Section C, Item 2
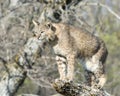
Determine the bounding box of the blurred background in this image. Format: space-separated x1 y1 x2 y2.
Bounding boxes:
0 0 120 96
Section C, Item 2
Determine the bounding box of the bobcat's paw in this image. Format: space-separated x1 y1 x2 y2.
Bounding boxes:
65 77 73 83
55 78 61 82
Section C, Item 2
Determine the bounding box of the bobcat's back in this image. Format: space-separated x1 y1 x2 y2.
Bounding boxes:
60 24 101 57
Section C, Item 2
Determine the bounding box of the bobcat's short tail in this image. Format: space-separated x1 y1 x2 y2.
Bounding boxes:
96 39 108 64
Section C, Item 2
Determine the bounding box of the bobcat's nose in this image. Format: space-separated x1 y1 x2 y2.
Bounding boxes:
38 35 41 40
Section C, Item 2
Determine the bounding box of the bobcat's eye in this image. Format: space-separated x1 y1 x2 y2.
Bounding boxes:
41 31 44 33
33 31 37 36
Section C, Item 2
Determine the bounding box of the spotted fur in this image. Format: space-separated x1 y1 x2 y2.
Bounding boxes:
33 21 108 89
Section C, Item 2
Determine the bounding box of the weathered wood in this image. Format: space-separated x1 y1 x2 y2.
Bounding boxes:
0 63 26 96
0 37 43 96
53 80 111 96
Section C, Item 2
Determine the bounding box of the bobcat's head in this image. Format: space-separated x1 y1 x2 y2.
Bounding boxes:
33 20 56 42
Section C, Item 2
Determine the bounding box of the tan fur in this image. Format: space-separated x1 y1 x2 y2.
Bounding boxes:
33 21 108 89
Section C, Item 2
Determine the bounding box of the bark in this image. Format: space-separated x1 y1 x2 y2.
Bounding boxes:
0 63 26 96
53 80 111 96
0 37 43 96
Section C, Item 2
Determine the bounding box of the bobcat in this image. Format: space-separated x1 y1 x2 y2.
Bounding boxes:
33 21 108 88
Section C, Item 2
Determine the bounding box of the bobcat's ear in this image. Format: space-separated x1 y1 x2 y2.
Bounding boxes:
46 22 52 28
32 20 40 27
51 25 56 32
47 23 56 32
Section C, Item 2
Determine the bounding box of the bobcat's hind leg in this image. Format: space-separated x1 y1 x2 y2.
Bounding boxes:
84 70 96 87
85 56 106 89
93 62 106 89
56 55 67 81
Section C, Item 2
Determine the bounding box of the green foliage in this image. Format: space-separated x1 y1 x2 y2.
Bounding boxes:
100 32 120 54
100 31 120 93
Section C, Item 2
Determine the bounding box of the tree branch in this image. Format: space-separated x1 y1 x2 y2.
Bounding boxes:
0 63 26 96
53 80 111 96
0 37 43 96
77 2 120 20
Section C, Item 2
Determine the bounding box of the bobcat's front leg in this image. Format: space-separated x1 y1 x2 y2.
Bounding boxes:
56 55 67 80
66 54 75 81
